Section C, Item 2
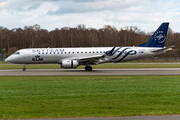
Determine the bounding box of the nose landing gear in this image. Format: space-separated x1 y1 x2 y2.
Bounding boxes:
21 64 26 71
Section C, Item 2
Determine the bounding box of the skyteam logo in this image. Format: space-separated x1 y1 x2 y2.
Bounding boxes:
32 55 43 61
106 47 137 62
154 31 166 43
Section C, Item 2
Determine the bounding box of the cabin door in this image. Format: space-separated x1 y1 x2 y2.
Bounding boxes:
26 49 31 60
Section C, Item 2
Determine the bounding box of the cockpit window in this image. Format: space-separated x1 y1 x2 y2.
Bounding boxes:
13 52 20 55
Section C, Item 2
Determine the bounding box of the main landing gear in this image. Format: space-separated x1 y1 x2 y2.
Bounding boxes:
85 66 92 71
21 64 26 71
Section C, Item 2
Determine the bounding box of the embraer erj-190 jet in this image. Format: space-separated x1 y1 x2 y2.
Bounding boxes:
5 22 174 71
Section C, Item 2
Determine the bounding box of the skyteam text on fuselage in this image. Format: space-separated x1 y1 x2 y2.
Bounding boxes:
5 22 174 71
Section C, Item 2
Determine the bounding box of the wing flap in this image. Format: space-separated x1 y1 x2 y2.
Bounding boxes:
77 54 105 63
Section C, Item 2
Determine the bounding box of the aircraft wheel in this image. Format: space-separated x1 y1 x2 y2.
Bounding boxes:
85 66 92 71
22 68 26 71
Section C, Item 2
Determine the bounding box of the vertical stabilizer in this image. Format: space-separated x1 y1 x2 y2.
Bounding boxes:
138 22 169 47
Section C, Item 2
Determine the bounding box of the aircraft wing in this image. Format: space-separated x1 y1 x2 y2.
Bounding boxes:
151 45 175 52
76 46 116 64
77 54 105 64
60 46 115 64
77 46 117 64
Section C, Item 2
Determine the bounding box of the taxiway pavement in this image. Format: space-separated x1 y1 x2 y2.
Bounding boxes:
0 68 180 76
25 115 180 120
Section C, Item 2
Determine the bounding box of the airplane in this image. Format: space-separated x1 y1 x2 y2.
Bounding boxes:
5 22 174 71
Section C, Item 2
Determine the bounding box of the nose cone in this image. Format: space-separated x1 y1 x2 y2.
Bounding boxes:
5 56 12 63
5 57 10 63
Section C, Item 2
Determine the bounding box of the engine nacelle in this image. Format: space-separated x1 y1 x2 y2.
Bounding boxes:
61 60 79 68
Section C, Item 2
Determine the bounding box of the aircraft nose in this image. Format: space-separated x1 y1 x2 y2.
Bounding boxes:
5 57 11 63
5 57 9 63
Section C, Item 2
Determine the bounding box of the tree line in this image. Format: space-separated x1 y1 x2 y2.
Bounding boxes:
0 24 180 61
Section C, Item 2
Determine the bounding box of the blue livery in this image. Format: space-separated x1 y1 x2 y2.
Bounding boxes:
138 22 169 47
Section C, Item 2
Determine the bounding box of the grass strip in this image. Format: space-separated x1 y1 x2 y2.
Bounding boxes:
1 75 180 119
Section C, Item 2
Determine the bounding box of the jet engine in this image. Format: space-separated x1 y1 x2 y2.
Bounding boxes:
61 60 79 68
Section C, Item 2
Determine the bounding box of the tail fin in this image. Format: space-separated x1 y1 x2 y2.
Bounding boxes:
138 22 169 47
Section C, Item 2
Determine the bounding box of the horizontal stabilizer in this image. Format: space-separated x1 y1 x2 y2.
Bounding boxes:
151 45 175 52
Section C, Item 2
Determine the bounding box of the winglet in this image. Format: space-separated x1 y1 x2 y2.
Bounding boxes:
105 46 116 55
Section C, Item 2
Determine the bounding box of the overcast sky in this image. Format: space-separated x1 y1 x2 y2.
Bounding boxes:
0 0 179 32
